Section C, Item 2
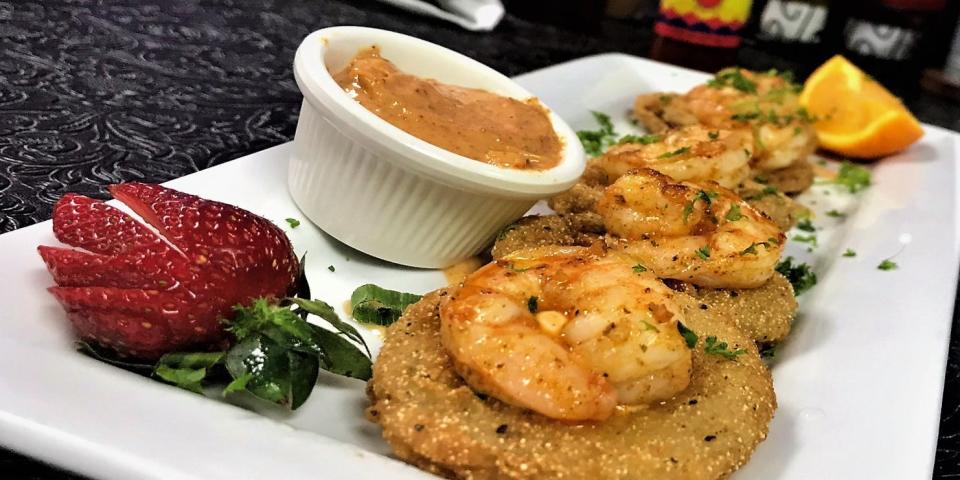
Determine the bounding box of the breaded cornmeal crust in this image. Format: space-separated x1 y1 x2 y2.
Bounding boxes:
759 158 814 195
670 273 797 345
367 290 776 480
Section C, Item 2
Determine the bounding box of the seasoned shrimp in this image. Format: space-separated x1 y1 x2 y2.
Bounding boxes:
634 68 817 173
439 246 692 422
595 125 752 189
597 169 785 289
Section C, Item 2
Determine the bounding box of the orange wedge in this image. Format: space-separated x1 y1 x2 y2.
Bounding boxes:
799 55 923 159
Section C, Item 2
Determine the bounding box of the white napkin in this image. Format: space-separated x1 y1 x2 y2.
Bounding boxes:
376 0 505 31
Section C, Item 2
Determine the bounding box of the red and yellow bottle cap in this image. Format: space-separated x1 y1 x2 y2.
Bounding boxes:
656 0 753 48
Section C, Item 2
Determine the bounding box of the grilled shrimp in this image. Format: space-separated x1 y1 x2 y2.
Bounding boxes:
634 68 817 172
595 125 753 189
439 246 692 422
597 169 785 289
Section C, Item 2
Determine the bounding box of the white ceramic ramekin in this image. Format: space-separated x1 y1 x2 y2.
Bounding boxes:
288 26 585 268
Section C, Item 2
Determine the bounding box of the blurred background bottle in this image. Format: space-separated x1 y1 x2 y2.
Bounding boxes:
832 0 955 90
649 0 754 72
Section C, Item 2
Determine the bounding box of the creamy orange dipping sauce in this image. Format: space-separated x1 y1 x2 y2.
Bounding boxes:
332 47 563 170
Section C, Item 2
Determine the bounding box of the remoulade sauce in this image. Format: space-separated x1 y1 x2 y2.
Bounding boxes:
333 47 563 170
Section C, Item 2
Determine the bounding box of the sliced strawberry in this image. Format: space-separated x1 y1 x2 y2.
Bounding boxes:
109 183 299 299
52 194 166 256
64 308 180 359
39 183 298 359
37 246 183 290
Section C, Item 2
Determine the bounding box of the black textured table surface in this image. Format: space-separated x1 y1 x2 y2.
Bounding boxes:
2 0 959 478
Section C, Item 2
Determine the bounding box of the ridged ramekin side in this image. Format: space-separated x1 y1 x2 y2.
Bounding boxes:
289 101 534 268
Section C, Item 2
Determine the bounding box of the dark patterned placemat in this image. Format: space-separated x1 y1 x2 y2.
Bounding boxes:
1 0 958 478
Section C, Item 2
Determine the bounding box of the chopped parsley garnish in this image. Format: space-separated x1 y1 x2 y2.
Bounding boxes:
878 259 898 271
791 234 818 247
697 190 719 204
731 111 762 122
658 146 690 159
327 265 336 272
707 68 757 93
619 133 663 145
776 257 817 295
796 106 817 123
754 175 769 184
766 110 782 124
835 161 871 193
632 264 648 273
682 190 718 223
745 185 779 200
704 336 747 360
759 344 777 359
285 218 301 228
725 204 743 221
842 249 856 257
796 219 816 232
793 126 804 136
576 111 617 156
740 242 770 255
696 245 711 259
659 95 673 105
765 68 796 84
527 296 539 313
677 322 698 348
826 209 846 218
708 131 719 140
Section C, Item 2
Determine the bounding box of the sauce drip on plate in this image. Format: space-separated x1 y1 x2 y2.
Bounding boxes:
333 47 564 170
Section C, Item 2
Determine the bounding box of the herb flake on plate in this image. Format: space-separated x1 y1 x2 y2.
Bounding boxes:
835 161 871 193
796 219 815 232
878 259 898 271
704 336 746 360
350 284 423 326
677 322 698 348
576 111 617 156
618 133 662 145
776 257 817 295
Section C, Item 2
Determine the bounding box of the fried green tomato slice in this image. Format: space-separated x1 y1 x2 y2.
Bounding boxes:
668 272 797 345
491 214 602 260
757 158 815 195
366 290 776 480
737 180 811 231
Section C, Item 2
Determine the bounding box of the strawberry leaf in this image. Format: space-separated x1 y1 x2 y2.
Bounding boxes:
221 297 372 408
224 334 322 409
311 326 373 380
287 298 370 356
295 253 311 300
153 352 226 394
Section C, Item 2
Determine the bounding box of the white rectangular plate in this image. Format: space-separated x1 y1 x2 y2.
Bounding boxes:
0 53 957 480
